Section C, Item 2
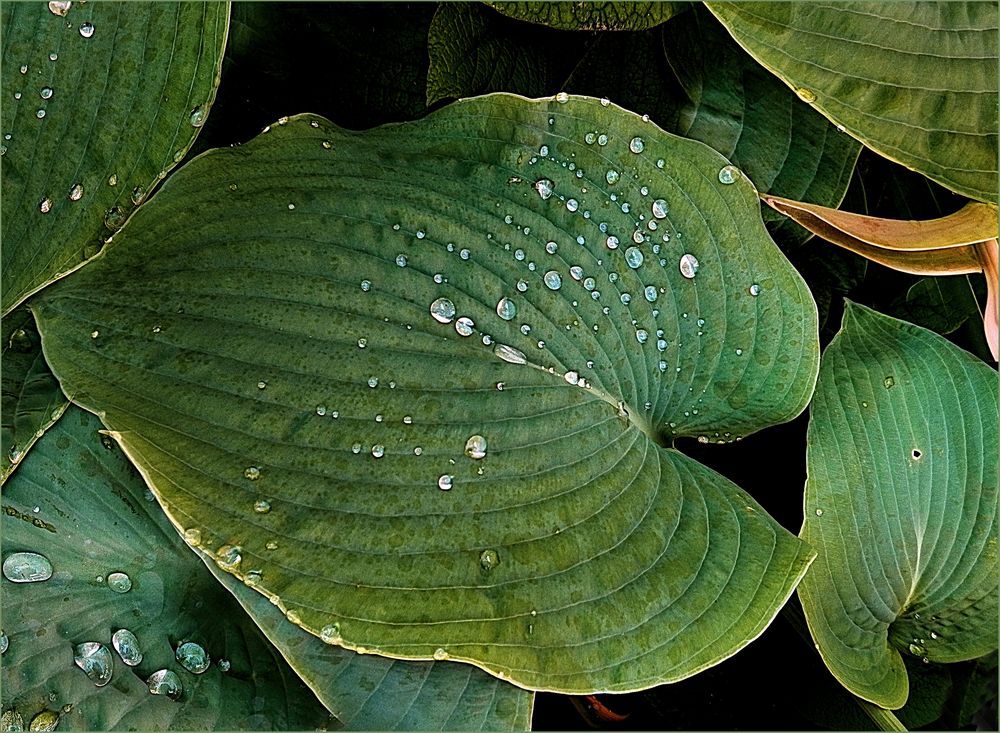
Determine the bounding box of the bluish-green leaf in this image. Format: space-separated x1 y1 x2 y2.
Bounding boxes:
799 303 998 708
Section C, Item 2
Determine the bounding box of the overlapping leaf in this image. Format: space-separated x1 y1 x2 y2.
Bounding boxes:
486 2 685 31
33 94 819 693
799 303 998 708
203 558 533 730
1 308 67 484
0 1 229 314
706 3 999 202
1 407 331 730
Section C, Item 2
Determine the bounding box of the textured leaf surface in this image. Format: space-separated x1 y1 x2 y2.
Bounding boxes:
33 94 818 693
426 4 586 107
0 1 228 314
486 2 685 31
202 557 533 730
890 276 981 336
1 309 67 484
706 2 999 202
799 303 998 708
1 407 331 730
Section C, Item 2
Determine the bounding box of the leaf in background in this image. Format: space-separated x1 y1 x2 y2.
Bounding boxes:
1 308 67 484
33 94 819 693
0 2 229 315
192 3 434 157
201 556 533 731
426 4 587 106
1 406 331 730
798 302 998 708
485 2 685 31
706 3 999 203
890 276 981 337
762 196 999 359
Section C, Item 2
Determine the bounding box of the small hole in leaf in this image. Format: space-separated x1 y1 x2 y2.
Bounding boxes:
912 449 922 460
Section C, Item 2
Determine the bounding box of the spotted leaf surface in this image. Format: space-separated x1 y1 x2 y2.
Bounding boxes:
33 94 818 693
1 407 331 730
1 308 68 484
706 3 999 203
0 1 229 314
486 2 686 31
201 555 533 730
799 303 998 709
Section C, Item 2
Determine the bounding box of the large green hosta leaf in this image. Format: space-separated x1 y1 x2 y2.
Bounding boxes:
203 557 533 730
706 3 998 202
0 1 229 315
1 407 331 730
486 2 686 31
33 94 819 693
799 303 998 709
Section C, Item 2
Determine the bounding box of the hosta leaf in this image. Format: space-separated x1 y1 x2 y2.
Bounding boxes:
706 3 999 202
798 303 999 709
33 94 819 693
1 407 331 730
1 308 67 484
890 276 981 337
486 2 686 31
426 4 587 106
0 1 229 315
201 555 533 730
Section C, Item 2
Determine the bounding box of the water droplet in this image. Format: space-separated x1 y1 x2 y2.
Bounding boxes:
27 712 58 732
624 247 644 269
320 624 341 644
635 329 648 344
884 376 895 389
605 169 620 186
629 137 645 154
79 21 95 38
631 229 644 244
429 297 456 324
130 186 145 205
3 552 53 583
717 165 739 185
73 642 113 687
493 296 517 321
796 88 817 103
48 1 71 16
534 178 554 200
544 241 558 255
597 134 608 146
565 198 579 213
538 145 549 156
494 343 526 365
367 376 379 388
749 283 761 296
1 710 23 732
479 549 499 571
175 641 210 674
111 629 142 666
244 465 261 480
395 254 407 267
183 528 201 546
67 183 84 202
454 316 475 337
815 508 824 517
908 642 925 656
106 571 131 593
644 285 658 302
651 199 668 219
48 53 57 61
146 669 182 700
371 444 385 458
584 132 596 144
415 230 426 239
360 279 371 292
39 87 53 100
0 633 7 655
216 544 242 571
465 435 487 459
735 348 743 356
437 475 453 491
679 253 699 279
189 106 206 128
562 370 580 386
253 499 271 514
543 271 562 290
620 293 632 305
38 198 52 214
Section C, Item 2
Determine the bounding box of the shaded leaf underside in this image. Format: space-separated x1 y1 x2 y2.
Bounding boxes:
799 303 998 708
486 2 686 31
0 1 228 315
34 94 818 693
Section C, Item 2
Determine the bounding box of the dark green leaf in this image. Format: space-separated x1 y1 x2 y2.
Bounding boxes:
0 2 229 314
486 2 686 31
707 2 999 202
1 309 67 483
33 94 819 693
1 407 331 730
890 276 981 336
799 302 999 708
